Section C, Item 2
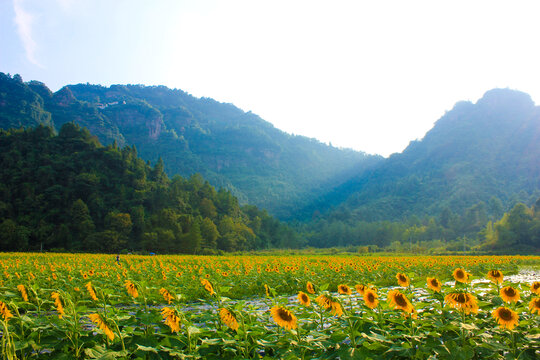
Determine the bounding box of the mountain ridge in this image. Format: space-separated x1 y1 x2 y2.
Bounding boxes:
0 72 380 218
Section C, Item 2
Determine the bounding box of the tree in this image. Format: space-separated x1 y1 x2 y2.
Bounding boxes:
70 199 95 248
200 218 219 250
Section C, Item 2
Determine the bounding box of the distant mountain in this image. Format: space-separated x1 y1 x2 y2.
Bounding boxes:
311 88 540 223
0 72 381 218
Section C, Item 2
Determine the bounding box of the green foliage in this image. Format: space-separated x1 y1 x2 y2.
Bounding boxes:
0 125 299 253
479 201 540 251
0 73 379 218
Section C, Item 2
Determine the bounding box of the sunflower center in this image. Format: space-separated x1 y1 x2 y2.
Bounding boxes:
504 288 516 297
456 293 467 304
399 275 407 282
367 293 375 302
301 294 308 302
278 308 293 322
456 270 465 279
498 308 512 321
395 294 407 307
430 279 438 287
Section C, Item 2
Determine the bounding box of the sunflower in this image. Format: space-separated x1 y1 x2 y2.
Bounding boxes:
89 313 115 341
124 280 139 298
271 306 297 330
306 281 315 294
17 284 29 302
444 292 478 314
200 279 215 296
315 294 343 316
51 292 65 318
219 308 239 331
387 290 414 313
487 270 503 284
529 297 540 314
355 284 366 295
403 307 418 319
86 282 98 301
0 301 12 322
453 268 470 283
396 273 410 287
531 281 540 295
338 284 352 295
159 288 174 304
264 284 270 297
364 288 379 309
492 307 519 330
161 307 181 333
500 286 520 303
426 277 442 292
298 291 311 306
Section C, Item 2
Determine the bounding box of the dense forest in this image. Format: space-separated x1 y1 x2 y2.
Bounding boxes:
0 124 301 253
0 72 379 218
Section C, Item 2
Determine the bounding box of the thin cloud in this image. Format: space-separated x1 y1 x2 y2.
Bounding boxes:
13 0 43 67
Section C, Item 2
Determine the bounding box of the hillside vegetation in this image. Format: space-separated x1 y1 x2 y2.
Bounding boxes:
0 72 380 218
0 124 301 253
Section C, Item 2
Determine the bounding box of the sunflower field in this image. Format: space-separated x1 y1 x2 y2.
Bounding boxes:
0 253 539 359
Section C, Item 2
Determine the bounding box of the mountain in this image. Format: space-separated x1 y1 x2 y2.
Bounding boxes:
0 124 301 253
310 88 540 222
0 73 381 219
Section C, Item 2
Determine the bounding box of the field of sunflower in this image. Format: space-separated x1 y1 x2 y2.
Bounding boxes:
0 253 539 359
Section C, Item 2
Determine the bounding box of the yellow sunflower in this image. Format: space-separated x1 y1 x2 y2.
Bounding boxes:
531 281 540 295
529 297 540 314
161 307 181 333
219 308 239 331
338 284 352 295
89 313 115 341
51 292 65 318
0 301 12 322
492 307 519 330
86 282 98 301
159 288 174 304
426 277 442 292
306 281 315 294
403 307 418 319
486 270 503 285
200 279 215 296
264 284 270 297
270 306 297 330
364 288 379 309
444 292 478 314
500 286 520 303
387 290 414 313
355 284 366 295
315 294 343 316
298 291 311 306
453 268 470 283
17 284 29 302
124 280 139 298
396 273 410 287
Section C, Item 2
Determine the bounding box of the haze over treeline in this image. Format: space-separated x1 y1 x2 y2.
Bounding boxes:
0 73 539 253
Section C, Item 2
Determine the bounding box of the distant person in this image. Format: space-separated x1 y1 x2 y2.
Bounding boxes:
116 255 120 265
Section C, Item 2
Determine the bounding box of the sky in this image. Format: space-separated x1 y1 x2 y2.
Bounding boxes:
2 0 540 157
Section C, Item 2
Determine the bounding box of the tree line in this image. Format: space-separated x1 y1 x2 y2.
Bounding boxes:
0 124 302 253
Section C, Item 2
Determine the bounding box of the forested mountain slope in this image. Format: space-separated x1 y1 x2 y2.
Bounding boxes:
0 124 300 253
0 73 380 218
312 88 540 223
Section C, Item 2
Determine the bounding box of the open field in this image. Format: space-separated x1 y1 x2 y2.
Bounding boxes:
0 253 539 359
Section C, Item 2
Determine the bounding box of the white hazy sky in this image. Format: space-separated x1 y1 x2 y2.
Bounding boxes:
2 0 540 156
